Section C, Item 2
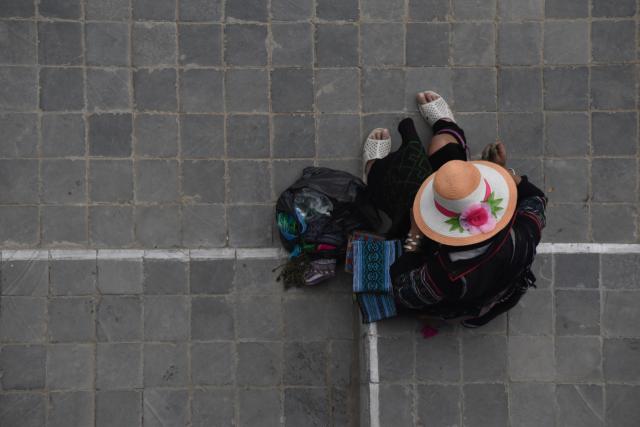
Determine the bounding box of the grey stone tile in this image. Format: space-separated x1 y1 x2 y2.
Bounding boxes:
544 158 588 203
0 159 38 203
497 113 543 157
602 254 640 289
41 204 83 241
97 296 142 341
408 0 450 21
361 23 404 66
591 65 636 110
545 0 588 17
508 336 555 381
50 260 96 296
556 290 600 335
417 385 460 427
144 260 188 294
132 23 176 67
463 384 508 427
378 336 414 382
143 343 188 387
272 23 313 67
86 23 129 67
41 159 86 203
0 393 45 427
226 114 270 158
224 24 268 66
592 20 636 63
510 383 556 427
48 297 95 342
415 334 460 381
143 389 189 427
328 340 353 387
225 68 268 113
178 23 221 66
592 204 635 243
592 0 636 17
179 69 223 113
38 21 82 66
317 114 361 158
237 341 282 386
144 295 189 341
603 291 640 337
452 22 495 66
134 114 178 157
318 158 362 177
89 160 133 203
316 0 358 21
271 68 314 113
192 389 235 427
453 0 495 19
181 205 227 247
87 69 131 111
0 113 38 157
272 0 313 20
0 344 45 389
191 296 234 339
0 21 35 65
406 23 449 66
135 160 179 203
96 343 142 389
133 69 177 112
180 114 224 158
283 295 331 340
96 390 141 427
1 259 48 296
315 68 359 113
498 0 543 19
46 343 94 389
362 68 405 112
86 0 129 20
284 387 330 427
452 68 496 111
48 391 94 427
179 0 222 21
463 335 507 381
606 385 640 427
556 336 602 382
283 341 326 386
508 290 552 335
544 112 588 156
498 68 541 112
237 295 282 339
191 342 234 385
592 158 637 202
315 24 359 67
273 114 315 158
97 259 143 294
544 203 589 242
604 338 640 382
0 66 37 111
362 0 405 20
189 259 233 294
0 297 46 342
406 67 453 111
88 113 132 157
273 160 314 196
133 0 175 20
0 0 34 17
228 204 273 247
543 66 589 110
225 0 268 21
498 22 541 66
239 389 281 427
182 160 225 203
544 21 589 65
40 67 84 111
90 206 134 247
592 112 637 156
554 254 598 289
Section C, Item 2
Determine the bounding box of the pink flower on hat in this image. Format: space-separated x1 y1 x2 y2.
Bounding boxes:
459 203 496 235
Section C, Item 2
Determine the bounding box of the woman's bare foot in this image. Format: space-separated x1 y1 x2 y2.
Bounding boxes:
416 91 452 122
365 128 390 174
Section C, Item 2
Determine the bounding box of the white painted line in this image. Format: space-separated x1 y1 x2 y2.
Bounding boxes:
190 248 236 259
366 322 380 427
1 250 49 261
50 249 97 260
97 249 145 260
537 243 640 254
236 248 285 259
143 250 190 260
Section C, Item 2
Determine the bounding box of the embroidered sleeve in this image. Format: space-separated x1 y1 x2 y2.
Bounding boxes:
391 263 445 309
515 178 548 243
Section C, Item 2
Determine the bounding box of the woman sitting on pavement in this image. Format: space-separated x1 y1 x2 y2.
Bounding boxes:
363 92 547 327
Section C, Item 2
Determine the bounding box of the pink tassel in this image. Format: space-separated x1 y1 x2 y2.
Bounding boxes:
420 325 439 339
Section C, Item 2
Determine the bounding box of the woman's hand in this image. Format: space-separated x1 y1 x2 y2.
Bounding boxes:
409 209 423 237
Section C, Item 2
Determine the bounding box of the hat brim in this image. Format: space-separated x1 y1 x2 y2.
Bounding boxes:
412 161 518 247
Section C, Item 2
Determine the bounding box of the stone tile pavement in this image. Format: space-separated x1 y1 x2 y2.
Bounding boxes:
0 0 639 248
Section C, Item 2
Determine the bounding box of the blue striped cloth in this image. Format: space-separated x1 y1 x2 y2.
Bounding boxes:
352 239 402 323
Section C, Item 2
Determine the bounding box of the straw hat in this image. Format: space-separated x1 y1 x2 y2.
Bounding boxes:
412 160 517 246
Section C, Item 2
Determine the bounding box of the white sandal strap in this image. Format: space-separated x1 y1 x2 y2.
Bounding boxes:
418 92 455 126
363 129 392 163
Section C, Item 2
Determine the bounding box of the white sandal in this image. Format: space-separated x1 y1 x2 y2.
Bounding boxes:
418 91 455 127
363 128 392 164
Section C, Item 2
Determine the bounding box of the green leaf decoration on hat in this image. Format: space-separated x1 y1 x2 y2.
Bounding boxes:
445 217 465 233
486 192 503 218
